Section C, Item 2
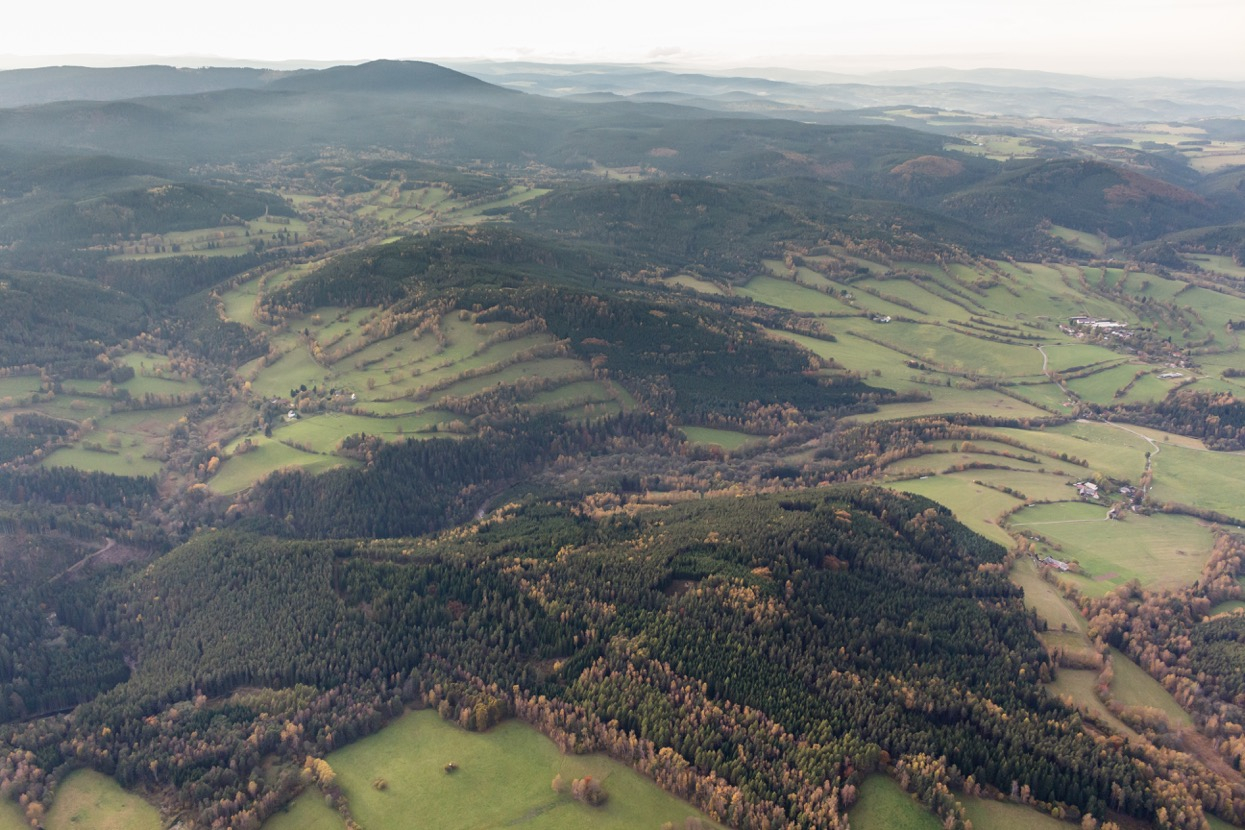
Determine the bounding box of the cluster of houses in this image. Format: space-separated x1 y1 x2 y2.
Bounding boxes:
1073 481 1099 499
1060 316 1131 340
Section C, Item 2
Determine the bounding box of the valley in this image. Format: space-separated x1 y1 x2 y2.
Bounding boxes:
0 58 1244 830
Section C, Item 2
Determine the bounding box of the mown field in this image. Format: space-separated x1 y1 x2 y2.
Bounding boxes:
263 710 722 830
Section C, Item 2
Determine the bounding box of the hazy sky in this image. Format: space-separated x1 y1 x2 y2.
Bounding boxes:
3 0 1242 79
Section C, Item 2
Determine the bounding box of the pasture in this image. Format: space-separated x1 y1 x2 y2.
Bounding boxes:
850 388 1051 423
1046 669 1139 741
1012 557 1088 633
681 426 766 452
665 273 727 295
738 274 854 315
1007 502 1216 595
892 475 1016 546
1146 443 1245 524
41 406 186 477
43 769 162 830
847 775 940 830
210 437 359 494
1046 225 1109 256
0 800 25 830
108 216 311 260
962 794 1087 830
262 792 342 830
1108 648 1193 728
272 709 723 830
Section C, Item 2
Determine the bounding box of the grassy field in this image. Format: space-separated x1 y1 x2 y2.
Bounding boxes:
1108 648 1193 728
41 406 187 477
210 436 359 494
1147 443 1245 523
1010 557 1087 634
948 134 1044 161
0 375 43 406
1046 669 1140 741
892 475 1016 546
847 774 940 830
270 709 723 830
665 274 727 295
739 274 856 315
962 794 1084 829
44 769 162 830
681 426 766 452
263 791 343 830
108 216 311 260
0 799 26 830
41 445 163 476
212 301 606 489
1046 225 1109 256
1008 503 1215 595
852 389 1051 423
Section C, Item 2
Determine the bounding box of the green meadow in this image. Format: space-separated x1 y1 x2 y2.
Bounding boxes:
264 710 722 830
210 436 359 494
1108 648 1193 728
0 799 25 830
846 775 940 830
44 769 162 830
681 426 766 452
1008 503 1215 595
963 794 1089 830
665 273 727 295
1046 669 1140 741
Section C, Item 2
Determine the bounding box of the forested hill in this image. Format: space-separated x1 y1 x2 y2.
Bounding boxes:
0 488 1176 828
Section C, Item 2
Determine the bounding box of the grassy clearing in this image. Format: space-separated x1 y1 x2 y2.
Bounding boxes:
42 407 186 477
262 791 343 830
851 389 1051 424
847 775 940 830
1147 444 1245 523
0 799 27 830
1011 557 1088 634
1046 669 1139 740
738 275 854 315
1108 648 1192 727
1009 503 1215 595
962 794 1081 829
210 437 357 494
1065 363 1144 406
44 769 162 830
948 134 1044 161
0 375 43 404
275 411 452 447
42 445 162 476
988 423 1148 481
681 426 765 452
108 216 311 260
313 710 721 830
892 476 1016 547
665 274 727 295
770 329 931 394
863 322 1043 378
1184 254 1245 279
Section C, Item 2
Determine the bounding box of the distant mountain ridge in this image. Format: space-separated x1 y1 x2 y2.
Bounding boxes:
0 59 511 108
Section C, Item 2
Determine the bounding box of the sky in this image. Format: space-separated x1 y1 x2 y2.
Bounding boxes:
2 0 1243 80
